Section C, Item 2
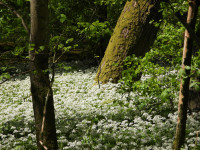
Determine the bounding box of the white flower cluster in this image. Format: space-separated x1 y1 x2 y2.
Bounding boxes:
0 64 199 149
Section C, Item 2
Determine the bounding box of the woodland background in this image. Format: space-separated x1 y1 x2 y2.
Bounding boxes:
0 0 200 149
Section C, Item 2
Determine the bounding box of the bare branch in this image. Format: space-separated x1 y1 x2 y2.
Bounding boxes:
0 1 30 34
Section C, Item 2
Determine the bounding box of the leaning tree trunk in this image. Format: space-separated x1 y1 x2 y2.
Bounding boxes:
95 0 162 84
29 0 58 149
173 1 199 150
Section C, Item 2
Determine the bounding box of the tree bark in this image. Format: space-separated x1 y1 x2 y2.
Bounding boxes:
95 0 162 84
173 1 199 149
29 0 58 149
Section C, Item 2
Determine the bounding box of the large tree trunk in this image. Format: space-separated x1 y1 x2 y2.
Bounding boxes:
29 0 58 149
95 0 162 84
173 1 199 149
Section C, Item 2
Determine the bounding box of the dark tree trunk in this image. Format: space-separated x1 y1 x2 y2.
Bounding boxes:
95 0 162 84
173 1 199 149
29 0 58 149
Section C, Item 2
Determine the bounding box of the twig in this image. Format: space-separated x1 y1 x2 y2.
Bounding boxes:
39 141 48 150
0 1 29 34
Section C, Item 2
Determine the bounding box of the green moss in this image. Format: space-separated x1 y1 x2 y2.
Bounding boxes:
95 0 159 84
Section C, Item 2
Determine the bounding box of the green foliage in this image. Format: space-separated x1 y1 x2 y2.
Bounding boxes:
160 1 188 20
16 0 23 6
59 14 67 23
118 0 190 115
0 72 11 81
119 18 186 115
94 0 125 6
119 0 200 116
190 50 200 91
48 0 125 59
77 21 111 40
0 0 29 42
120 54 179 116
0 0 125 66
49 35 78 60
12 46 25 56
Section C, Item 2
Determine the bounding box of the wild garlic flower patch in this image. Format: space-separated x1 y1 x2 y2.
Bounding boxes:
0 77 35 149
0 65 200 149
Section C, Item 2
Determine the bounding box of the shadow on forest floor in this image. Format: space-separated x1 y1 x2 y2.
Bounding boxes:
0 58 98 83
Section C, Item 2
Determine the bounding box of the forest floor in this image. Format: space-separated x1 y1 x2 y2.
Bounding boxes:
0 61 200 150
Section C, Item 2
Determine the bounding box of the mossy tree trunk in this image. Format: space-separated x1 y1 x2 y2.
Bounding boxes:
95 0 162 84
29 0 58 149
173 1 199 149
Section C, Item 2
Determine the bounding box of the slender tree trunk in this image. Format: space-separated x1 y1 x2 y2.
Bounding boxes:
95 0 162 84
173 1 199 149
29 0 58 149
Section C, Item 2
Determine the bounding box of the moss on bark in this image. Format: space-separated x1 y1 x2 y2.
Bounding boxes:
95 0 162 84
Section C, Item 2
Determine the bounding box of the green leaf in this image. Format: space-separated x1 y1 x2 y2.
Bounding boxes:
196 70 200 76
73 44 78 48
17 0 23 6
60 14 66 23
185 66 191 70
39 46 45 51
160 88 171 101
0 73 10 80
58 44 64 49
64 66 72 71
1 67 7 71
66 38 74 44
179 68 186 77
190 82 196 88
